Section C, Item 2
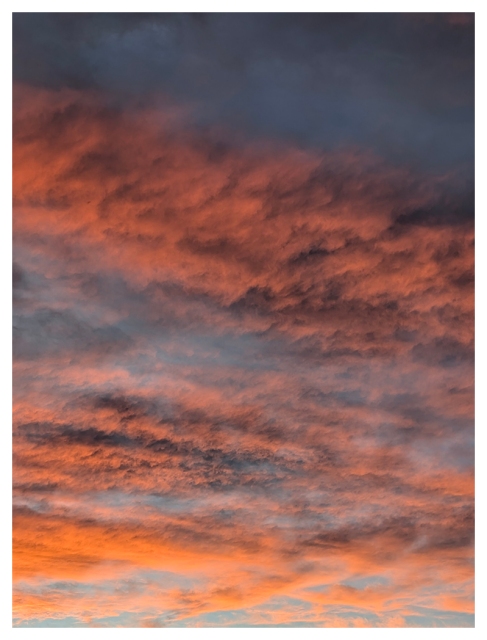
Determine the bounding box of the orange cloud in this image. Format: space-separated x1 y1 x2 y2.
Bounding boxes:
13 84 474 627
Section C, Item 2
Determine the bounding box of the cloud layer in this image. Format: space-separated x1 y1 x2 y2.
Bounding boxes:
12 13 474 628
13 13 474 172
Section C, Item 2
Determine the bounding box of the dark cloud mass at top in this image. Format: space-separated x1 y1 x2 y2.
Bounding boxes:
12 12 474 628
13 12 474 173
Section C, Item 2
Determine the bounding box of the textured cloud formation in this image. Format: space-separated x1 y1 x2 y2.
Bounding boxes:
13 13 474 172
12 13 474 628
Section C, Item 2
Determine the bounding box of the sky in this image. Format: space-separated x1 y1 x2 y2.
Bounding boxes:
12 12 474 628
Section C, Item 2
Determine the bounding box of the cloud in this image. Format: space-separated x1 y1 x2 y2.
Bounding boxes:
12 13 474 173
12 72 474 626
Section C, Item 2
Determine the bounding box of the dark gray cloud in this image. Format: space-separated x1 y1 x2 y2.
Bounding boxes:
392 184 474 228
411 336 474 368
13 12 474 174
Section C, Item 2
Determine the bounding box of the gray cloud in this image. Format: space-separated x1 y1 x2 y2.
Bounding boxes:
13 13 474 174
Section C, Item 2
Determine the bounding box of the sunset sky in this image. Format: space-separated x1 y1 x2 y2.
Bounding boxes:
12 13 474 627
